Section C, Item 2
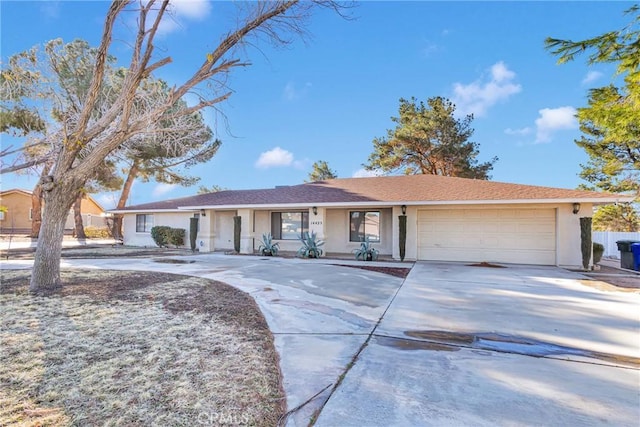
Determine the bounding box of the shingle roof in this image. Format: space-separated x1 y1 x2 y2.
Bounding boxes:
113 175 631 212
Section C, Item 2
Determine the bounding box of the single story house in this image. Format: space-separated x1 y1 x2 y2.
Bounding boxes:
0 188 106 234
111 175 633 268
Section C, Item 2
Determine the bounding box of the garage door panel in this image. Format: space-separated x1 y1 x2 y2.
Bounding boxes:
418 208 556 265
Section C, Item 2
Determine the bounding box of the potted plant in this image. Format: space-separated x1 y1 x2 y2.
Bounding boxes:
258 232 280 256
354 237 379 261
297 231 324 258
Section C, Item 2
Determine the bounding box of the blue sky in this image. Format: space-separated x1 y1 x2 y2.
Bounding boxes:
0 1 629 209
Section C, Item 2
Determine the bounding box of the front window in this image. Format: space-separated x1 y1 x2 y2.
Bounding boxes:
136 214 154 232
0 211 5 221
350 211 380 242
271 212 309 240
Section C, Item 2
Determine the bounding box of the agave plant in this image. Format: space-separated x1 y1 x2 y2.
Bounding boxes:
296 231 325 258
353 237 379 261
258 232 280 256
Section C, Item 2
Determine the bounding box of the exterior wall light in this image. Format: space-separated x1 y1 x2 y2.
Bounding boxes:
401 205 407 215
312 206 318 215
572 203 580 215
200 209 206 217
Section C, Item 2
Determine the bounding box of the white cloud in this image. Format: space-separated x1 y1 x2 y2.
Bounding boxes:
40 1 60 19
255 147 295 169
352 168 382 178
422 40 440 57
581 70 603 85
151 0 212 35
534 106 578 143
452 61 522 117
504 127 532 136
153 183 178 197
283 81 312 101
169 0 211 19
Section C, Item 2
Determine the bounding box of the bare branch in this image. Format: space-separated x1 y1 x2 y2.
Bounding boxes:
1 157 49 174
75 0 129 138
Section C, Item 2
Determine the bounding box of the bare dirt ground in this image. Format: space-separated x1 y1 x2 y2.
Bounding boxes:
0 269 284 426
577 264 640 292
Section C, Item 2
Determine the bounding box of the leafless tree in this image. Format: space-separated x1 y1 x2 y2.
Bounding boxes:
1 0 349 292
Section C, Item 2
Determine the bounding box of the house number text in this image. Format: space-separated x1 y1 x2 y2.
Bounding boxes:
310 221 323 225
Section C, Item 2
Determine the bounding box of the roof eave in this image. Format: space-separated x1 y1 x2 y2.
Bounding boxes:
108 208 185 214
178 196 632 211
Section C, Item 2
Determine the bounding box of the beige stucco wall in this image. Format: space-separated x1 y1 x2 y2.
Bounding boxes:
123 212 194 247
557 202 593 267
0 191 32 230
121 202 595 267
1 191 105 233
248 207 393 255
325 208 393 255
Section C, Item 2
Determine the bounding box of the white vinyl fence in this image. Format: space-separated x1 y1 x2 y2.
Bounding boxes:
593 231 640 259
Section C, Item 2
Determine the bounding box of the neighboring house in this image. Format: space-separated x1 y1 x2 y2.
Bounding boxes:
0 188 106 234
111 175 633 268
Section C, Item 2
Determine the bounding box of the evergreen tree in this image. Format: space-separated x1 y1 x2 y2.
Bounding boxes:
365 96 497 179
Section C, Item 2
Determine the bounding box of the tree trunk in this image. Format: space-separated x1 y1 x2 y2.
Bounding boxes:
30 164 51 238
111 159 139 240
30 187 43 238
30 182 79 293
73 193 87 239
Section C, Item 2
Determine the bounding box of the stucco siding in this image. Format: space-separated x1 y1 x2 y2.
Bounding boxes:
120 202 595 268
325 208 393 255
0 192 32 230
123 212 193 247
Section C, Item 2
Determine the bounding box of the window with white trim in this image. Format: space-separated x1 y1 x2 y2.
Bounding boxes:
136 214 154 232
349 211 381 242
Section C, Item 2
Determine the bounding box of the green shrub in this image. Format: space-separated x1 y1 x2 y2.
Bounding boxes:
168 228 185 248
580 217 592 270
190 217 199 251
84 226 112 239
593 242 605 265
151 226 171 248
233 216 241 253
399 215 407 261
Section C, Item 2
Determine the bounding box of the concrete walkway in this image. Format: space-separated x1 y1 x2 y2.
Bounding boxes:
2 256 639 426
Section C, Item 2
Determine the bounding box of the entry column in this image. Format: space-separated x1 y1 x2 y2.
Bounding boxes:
237 208 254 254
309 206 325 256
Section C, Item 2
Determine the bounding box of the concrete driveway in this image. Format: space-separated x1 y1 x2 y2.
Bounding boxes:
3 256 639 426
316 262 640 426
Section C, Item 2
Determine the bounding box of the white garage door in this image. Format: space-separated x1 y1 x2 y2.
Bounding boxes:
417 208 556 265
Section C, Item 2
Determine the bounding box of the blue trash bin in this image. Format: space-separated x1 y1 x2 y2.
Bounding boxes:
631 243 640 271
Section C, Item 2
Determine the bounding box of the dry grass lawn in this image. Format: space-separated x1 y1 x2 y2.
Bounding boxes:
0 269 284 426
